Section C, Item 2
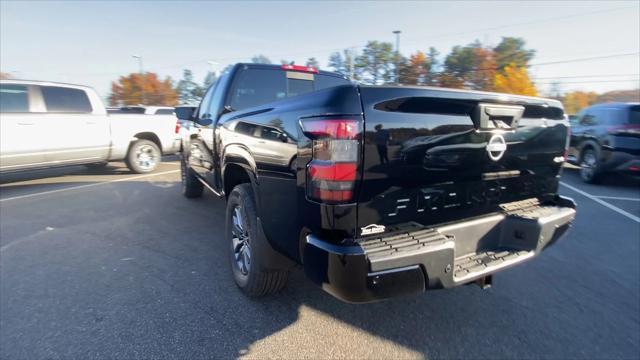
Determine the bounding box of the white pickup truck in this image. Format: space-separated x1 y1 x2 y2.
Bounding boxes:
0 80 181 173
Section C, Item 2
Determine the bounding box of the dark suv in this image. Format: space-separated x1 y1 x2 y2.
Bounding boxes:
568 102 640 183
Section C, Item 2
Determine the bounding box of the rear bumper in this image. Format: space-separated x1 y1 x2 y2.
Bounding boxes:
303 196 576 303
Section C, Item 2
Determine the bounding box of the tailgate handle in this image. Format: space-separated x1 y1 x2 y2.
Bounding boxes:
472 103 524 131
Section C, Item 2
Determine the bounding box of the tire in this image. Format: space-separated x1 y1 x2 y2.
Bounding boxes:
225 183 289 297
580 147 602 184
180 154 203 198
126 139 161 174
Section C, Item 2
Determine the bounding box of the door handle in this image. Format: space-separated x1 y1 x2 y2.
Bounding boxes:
85 121 97 124
17 122 34 125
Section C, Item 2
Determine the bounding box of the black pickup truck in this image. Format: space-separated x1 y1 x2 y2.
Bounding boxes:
175 63 576 303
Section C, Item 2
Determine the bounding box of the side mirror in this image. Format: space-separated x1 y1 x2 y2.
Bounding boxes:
175 106 196 121
196 117 213 127
279 133 288 142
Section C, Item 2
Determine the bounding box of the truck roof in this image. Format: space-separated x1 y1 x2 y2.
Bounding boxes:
584 102 640 109
0 79 95 92
234 63 348 79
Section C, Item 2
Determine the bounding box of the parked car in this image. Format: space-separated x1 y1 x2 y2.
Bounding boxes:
0 80 181 173
567 102 640 183
176 63 576 303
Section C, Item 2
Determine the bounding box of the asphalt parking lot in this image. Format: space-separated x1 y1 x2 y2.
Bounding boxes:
1 160 638 359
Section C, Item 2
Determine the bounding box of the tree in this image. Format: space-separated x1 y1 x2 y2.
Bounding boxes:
251 55 272 64
597 89 640 103
562 91 598 114
469 45 497 91
328 49 356 79
109 72 178 106
399 51 428 85
439 41 495 90
280 59 294 65
305 57 320 69
203 71 218 89
494 37 535 71
355 41 395 85
424 47 440 85
220 64 234 74
493 63 538 96
176 69 204 105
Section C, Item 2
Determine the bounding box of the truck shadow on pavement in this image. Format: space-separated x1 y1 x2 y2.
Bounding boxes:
1 169 638 359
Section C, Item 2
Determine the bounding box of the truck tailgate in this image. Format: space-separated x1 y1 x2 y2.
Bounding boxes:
356 86 568 237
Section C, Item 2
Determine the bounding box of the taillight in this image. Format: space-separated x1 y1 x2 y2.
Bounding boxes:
301 118 361 203
175 120 181 134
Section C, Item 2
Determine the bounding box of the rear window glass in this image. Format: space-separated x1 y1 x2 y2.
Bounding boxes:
155 108 175 115
629 106 640 125
41 86 92 113
0 84 29 112
228 68 349 112
316 75 350 90
287 78 314 97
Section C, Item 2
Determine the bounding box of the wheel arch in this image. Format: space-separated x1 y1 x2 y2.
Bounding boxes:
578 140 600 163
222 144 259 200
131 132 162 154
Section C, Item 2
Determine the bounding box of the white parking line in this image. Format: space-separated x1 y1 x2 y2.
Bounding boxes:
560 181 640 223
0 170 180 203
594 195 640 202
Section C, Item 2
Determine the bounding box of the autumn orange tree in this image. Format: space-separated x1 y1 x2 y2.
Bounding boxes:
437 41 496 91
109 72 178 106
561 91 598 114
399 51 432 85
493 64 537 96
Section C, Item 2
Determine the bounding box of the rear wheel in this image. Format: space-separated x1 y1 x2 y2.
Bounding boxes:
126 139 160 174
180 154 203 198
226 183 289 297
580 148 602 184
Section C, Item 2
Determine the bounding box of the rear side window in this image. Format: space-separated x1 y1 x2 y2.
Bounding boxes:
228 68 350 112
629 105 640 125
600 108 626 125
229 69 286 111
41 86 92 113
155 108 174 115
235 121 258 136
0 84 29 112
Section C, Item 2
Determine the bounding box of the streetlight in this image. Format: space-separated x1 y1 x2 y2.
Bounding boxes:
132 55 144 104
392 30 401 85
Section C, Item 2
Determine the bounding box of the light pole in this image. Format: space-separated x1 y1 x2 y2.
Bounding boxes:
132 55 144 104
392 30 401 85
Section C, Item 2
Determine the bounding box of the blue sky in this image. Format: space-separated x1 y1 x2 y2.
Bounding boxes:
1 0 639 99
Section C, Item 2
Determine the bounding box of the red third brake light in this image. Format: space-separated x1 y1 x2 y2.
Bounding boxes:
301 118 362 204
281 64 319 73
